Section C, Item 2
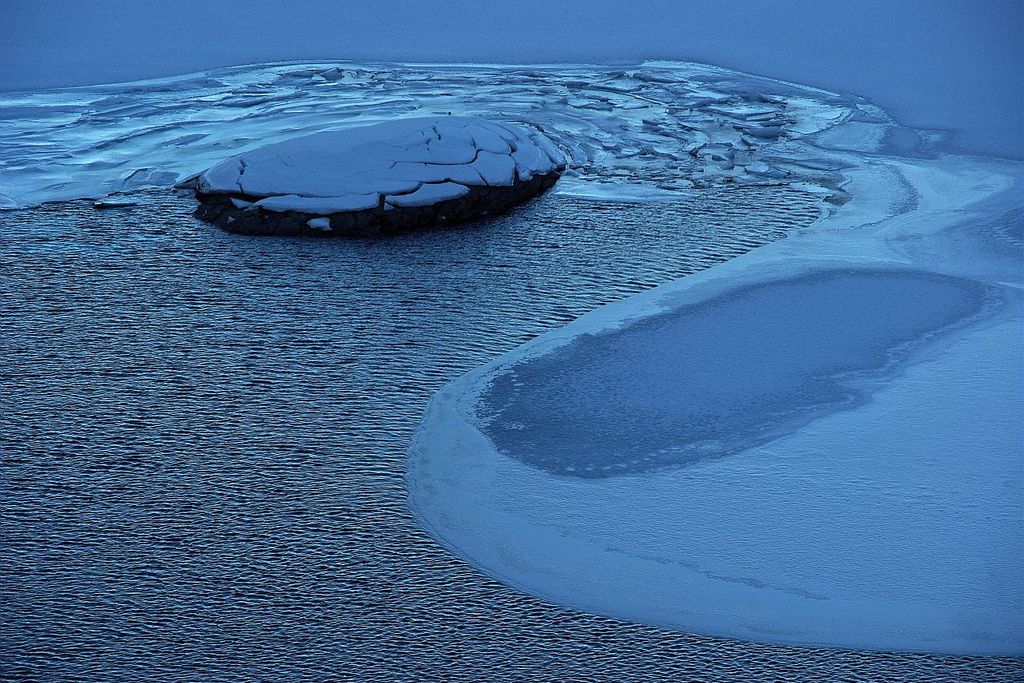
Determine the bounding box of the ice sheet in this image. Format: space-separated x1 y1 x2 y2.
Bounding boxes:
406 113 1024 654
0 61 864 210
478 270 990 477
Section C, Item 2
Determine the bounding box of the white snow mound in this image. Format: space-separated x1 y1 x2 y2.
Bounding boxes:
196 116 566 214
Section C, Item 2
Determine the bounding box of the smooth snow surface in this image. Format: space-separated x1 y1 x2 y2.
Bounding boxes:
197 117 562 214
406 90 1024 653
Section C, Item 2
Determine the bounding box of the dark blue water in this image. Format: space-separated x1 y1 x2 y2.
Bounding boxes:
2 189 1020 681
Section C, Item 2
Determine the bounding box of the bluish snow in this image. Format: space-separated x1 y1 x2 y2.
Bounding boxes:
0 61 862 210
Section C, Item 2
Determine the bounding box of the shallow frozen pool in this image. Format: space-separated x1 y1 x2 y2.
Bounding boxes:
479 269 989 477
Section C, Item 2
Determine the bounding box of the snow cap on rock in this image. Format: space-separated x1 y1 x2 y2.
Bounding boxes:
197 116 566 215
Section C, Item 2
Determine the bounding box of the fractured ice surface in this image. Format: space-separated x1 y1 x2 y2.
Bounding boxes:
195 116 562 214
0 61 866 209
385 181 470 208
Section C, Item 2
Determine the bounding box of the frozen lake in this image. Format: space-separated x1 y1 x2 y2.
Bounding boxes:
5 187 1018 680
2 61 1021 680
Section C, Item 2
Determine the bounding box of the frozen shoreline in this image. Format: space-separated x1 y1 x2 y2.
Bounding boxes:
0 60 867 211
405 110 1024 653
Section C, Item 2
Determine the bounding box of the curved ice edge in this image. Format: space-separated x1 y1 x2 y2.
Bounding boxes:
405 148 1024 654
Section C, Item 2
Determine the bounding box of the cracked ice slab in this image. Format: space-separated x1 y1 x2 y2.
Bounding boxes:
196 116 565 214
477 269 990 478
0 62 873 210
251 193 380 214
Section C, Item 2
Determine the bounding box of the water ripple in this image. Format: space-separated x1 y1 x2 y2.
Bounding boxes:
1 188 1020 680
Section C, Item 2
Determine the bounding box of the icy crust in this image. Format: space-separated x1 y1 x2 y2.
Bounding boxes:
406 124 1024 652
0 61 893 210
477 270 991 478
192 117 565 235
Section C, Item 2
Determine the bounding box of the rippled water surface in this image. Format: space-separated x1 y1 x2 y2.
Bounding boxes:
2 187 1021 681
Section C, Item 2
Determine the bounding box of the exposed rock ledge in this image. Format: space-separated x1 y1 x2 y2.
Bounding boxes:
193 116 566 236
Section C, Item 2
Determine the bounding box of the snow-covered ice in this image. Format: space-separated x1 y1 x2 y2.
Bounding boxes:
195 116 563 214
250 193 380 214
384 181 470 208
406 95 1024 654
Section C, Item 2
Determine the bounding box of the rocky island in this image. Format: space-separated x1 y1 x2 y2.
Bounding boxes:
193 116 566 236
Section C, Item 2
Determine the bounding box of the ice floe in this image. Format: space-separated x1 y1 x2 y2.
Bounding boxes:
190 116 565 234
